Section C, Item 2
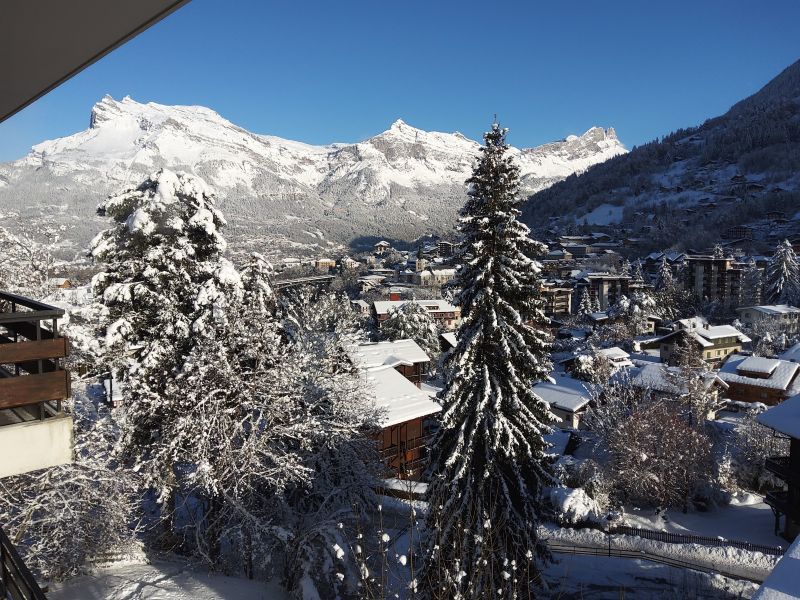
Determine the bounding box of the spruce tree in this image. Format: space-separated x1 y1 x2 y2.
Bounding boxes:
765 240 800 305
380 300 440 359
632 260 645 284
654 255 674 292
420 123 554 599
740 258 763 307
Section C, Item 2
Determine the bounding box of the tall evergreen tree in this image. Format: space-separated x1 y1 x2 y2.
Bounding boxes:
740 257 763 307
421 123 555 599
765 240 800 305
577 286 594 321
654 255 674 292
380 300 441 359
631 260 645 284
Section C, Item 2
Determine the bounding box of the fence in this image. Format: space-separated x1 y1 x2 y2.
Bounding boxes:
0 526 47 600
610 524 785 557
547 542 766 584
544 515 785 557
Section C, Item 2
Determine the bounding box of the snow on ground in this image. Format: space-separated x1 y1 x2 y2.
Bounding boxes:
546 552 760 599
620 492 787 550
48 560 289 600
542 524 779 583
578 203 624 225
753 535 800 600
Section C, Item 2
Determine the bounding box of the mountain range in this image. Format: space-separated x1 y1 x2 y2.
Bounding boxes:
0 96 624 259
522 59 800 252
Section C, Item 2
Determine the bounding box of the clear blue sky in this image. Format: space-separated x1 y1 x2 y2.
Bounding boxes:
2 0 799 162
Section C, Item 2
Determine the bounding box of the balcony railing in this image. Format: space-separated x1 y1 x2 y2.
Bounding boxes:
765 490 800 520
765 456 796 482
0 291 70 423
0 525 47 600
378 433 434 461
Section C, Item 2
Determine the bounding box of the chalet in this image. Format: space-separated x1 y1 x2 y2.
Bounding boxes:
736 305 800 336
767 210 787 221
48 277 72 289
0 292 73 478
626 363 728 416
655 318 750 365
717 354 800 406
347 340 440 480
533 374 592 429
725 225 754 240
314 258 336 272
374 240 392 255
413 268 456 287
347 339 431 386
373 299 461 330
597 346 635 369
540 281 573 317
757 393 800 541
350 299 370 315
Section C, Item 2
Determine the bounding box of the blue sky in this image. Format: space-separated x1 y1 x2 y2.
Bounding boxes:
1 0 799 161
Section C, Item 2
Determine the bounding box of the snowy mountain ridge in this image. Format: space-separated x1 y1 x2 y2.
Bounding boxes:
1 96 625 257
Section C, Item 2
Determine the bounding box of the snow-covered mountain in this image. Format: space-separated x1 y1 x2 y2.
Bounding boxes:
523 59 800 253
0 96 625 257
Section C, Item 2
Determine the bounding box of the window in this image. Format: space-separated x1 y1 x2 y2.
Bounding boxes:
706 352 711 358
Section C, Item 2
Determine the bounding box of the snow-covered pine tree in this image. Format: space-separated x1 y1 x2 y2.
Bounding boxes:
713 244 724 259
739 258 763 308
631 260 645 284
654 255 674 292
620 259 632 277
91 169 246 532
577 286 593 321
420 123 555 600
380 300 440 359
765 239 800 305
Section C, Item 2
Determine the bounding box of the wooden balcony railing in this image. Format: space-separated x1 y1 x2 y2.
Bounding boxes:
765 490 800 521
0 291 69 422
765 456 796 482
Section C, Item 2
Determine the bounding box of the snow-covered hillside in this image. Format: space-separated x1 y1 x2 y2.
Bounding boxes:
523 59 800 253
0 96 625 258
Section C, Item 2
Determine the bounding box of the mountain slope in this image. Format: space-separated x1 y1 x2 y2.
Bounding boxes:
522 59 800 251
0 96 624 258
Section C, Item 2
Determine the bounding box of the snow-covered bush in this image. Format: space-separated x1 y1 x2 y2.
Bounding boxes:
379 299 440 361
547 487 603 525
0 386 140 581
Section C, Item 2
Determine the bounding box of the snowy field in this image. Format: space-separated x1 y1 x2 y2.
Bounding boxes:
48 560 289 600
578 203 624 225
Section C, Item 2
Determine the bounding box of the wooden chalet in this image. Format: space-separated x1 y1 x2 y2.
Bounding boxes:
0 292 73 478
347 339 441 480
758 393 800 541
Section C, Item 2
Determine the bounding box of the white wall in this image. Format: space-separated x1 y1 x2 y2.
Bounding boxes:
0 414 73 478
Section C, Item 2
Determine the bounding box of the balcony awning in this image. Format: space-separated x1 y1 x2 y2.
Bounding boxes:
0 0 191 123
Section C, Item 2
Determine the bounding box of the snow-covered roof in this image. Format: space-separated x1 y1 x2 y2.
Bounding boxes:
737 304 800 316
779 342 800 363
660 320 750 347
737 356 781 376
718 354 800 391
347 339 430 369
598 348 634 367
752 521 800 599
440 332 457 348
350 299 369 309
373 299 458 316
627 363 727 395
534 375 592 413
757 393 800 438
364 367 442 427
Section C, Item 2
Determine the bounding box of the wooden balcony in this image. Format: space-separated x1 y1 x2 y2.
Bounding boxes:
0 291 73 478
765 456 797 483
765 490 800 521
